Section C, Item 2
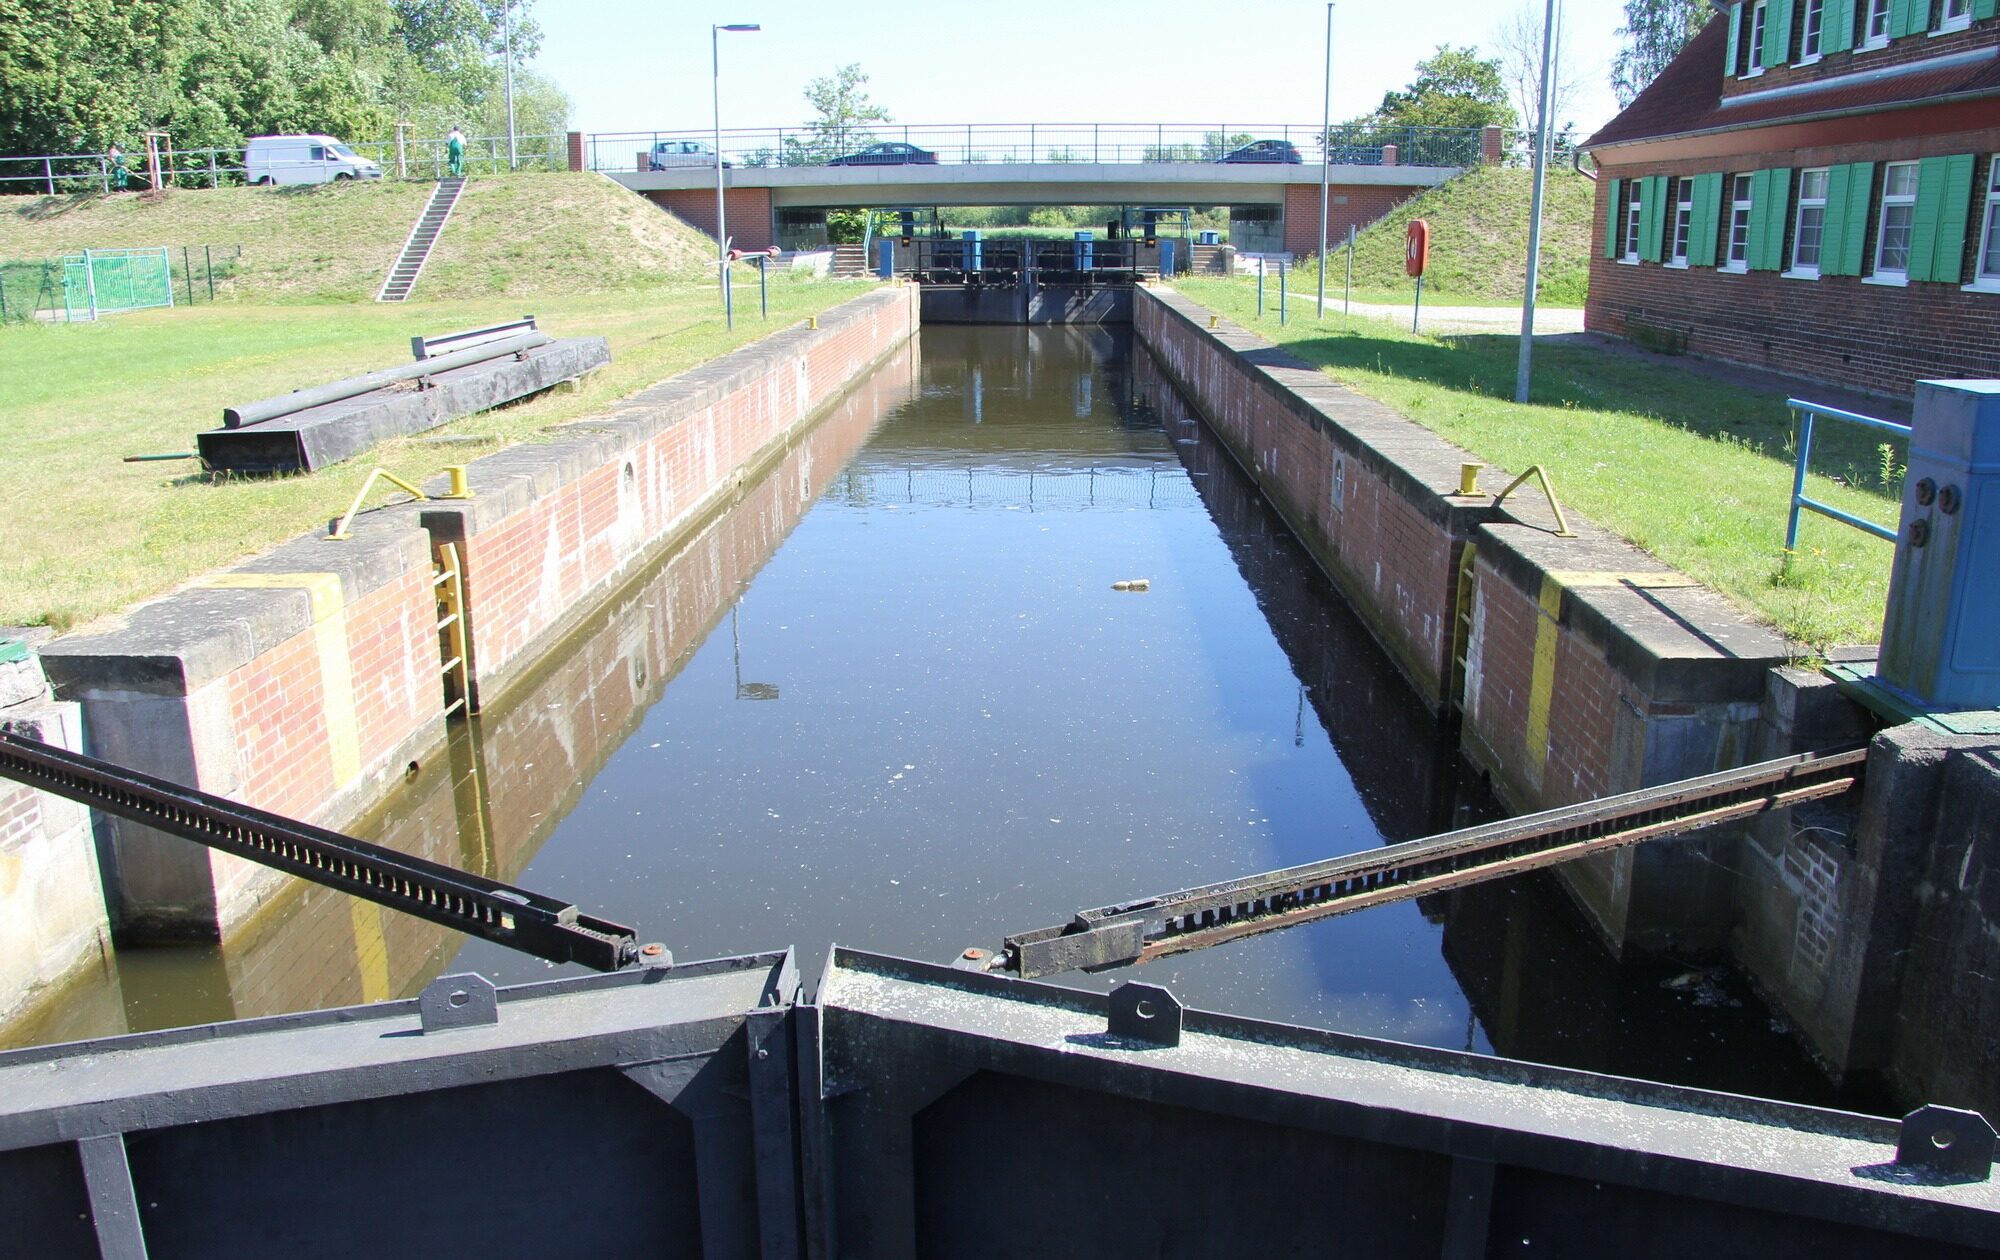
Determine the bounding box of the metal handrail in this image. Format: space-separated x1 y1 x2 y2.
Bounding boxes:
1785 398 1910 550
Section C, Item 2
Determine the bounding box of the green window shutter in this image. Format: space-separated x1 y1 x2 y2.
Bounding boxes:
1888 0 1920 37
1643 175 1669 262
1605 178 1623 258
1747 170 1769 270
1726 2 1744 74
1840 161 1872 275
1929 153 1976 282
1909 156 1948 280
1822 166 1852 275
1823 0 1856 52
1753 168 1791 271
1693 173 1724 267
1976 0 1997 20
1765 0 1796 65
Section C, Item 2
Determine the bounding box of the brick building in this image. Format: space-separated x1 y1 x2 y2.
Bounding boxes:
1581 0 2000 396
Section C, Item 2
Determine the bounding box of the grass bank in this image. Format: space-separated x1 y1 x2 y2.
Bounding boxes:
1173 278 1901 649
1304 166 1597 307
0 277 862 629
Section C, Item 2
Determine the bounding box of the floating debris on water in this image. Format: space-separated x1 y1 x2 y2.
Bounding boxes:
1111 579 1151 592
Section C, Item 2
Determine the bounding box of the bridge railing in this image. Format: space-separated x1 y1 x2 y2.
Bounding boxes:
589 122 1488 174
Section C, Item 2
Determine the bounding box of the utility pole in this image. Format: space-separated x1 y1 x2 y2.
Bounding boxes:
501 0 517 170
1513 0 1560 405
712 24 761 308
1317 3 1334 318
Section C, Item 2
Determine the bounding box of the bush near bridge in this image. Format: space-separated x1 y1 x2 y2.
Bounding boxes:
1311 166 1597 307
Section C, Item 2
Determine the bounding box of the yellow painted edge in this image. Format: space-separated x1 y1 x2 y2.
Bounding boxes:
1524 574 1564 779
196 572 363 788
350 898 392 1004
1541 570 1697 590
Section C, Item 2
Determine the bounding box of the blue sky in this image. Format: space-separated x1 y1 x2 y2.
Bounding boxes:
534 0 1633 141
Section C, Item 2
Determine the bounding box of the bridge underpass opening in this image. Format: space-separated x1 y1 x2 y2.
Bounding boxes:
1 325 1896 1117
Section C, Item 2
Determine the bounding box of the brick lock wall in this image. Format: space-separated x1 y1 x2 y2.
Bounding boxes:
1588 129 2000 396
644 187 775 250
446 287 916 709
1282 183 1429 256
0 705 109 1032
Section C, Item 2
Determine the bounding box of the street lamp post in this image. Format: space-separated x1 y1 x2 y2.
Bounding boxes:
713 23 761 310
1514 0 1560 404
501 0 516 170
1317 3 1333 318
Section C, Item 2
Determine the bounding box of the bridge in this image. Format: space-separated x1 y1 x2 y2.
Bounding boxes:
580 122 1504 256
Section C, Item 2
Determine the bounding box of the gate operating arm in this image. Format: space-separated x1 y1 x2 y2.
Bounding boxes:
994 745 1869 980
0 730 640 971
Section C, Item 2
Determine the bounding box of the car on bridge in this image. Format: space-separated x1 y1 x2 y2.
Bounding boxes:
1218 140 1303 165
650 139 727 170
826 142 940 167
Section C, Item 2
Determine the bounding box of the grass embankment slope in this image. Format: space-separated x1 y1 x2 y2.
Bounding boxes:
1176 277 1900 649
1318 166 1596 307
0 172 859 629
0 171 714 304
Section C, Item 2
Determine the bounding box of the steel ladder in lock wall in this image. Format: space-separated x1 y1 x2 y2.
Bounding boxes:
376 177 465 302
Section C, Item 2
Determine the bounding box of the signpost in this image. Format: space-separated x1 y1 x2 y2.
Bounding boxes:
1406 219 1430 333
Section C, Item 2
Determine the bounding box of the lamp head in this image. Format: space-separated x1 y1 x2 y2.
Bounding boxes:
717 23 761 31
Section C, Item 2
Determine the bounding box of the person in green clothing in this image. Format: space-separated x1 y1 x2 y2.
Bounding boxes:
108 144 129 191
446 127 466 178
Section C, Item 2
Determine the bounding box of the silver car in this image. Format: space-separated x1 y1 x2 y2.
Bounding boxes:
650 140 729 170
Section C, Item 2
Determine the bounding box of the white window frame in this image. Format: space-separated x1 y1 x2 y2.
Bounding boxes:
1871 161 1919 285
1938 0 1974 34
1970 155 2000 293
1669 180 1694 267
1860 0 1891 49
1788 167 1830 278
1799 0 1827 62
1724 174 1754 273
1623 182 1645 263
1746 1 1769 75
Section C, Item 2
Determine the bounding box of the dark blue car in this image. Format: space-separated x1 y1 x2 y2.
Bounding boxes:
1219 140 1304 165
826 142 941 167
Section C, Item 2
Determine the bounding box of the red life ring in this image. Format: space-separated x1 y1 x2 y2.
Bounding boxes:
1405 219 1431 279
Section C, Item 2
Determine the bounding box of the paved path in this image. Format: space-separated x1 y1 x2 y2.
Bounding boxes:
1281 291 1587 335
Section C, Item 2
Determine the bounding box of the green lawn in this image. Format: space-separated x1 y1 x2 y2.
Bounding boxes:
0 276 864 630
1174 278 1902 650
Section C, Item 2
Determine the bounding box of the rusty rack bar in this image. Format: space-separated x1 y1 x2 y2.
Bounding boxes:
1001 745 1869 979
0 731 638 971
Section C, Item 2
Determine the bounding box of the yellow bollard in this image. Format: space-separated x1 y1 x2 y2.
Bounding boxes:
1207 315 1220 330
807 315 819 330
442 465 472 500
1458 462 1487 497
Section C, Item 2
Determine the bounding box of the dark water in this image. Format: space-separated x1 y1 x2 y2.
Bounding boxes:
12 326 1885 1110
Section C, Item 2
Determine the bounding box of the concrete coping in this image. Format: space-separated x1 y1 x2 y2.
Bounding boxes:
39 510 433 699
418 286 906 535
1144 286 1796 702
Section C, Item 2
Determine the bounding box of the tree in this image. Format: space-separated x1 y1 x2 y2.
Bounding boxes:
1335 46 1513 165
787 63 890 164
1611 0 1711 107
1493 2 1585 138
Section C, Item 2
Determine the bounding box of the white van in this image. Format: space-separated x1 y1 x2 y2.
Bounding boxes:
244 135 383 187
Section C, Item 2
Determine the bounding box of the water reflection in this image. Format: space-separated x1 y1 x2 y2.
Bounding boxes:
0 327 1888 1112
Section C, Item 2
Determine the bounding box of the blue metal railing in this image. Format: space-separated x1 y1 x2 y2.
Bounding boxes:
1785 398 1910 550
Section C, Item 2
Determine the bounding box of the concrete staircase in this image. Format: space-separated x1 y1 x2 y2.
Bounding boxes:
829 244 870 278
376 177 465 302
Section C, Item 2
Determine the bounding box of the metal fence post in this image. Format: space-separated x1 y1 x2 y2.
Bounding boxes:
1257 256 1265 318
98 156 108 193
1786 411 1816 552
44 157 54 196
1279 260 1287 326
208 150 218 188
205 245 215 301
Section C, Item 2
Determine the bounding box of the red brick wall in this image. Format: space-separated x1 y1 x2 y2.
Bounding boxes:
1587 130 2000 397
1283 183 1427 256
643 187 775 249
445 287 916 707
566 131 585 173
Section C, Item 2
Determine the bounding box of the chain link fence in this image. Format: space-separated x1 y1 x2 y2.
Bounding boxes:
1 245 241 323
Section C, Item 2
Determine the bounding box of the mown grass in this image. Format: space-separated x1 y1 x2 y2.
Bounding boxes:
1298 166 1598 307
1175 278 1902 649
0 276 865 629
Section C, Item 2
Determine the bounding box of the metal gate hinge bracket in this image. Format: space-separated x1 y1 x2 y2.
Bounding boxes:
419 973 499 1033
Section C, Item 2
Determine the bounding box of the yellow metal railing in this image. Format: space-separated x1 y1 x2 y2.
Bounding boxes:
1491 464 1576 538
326 464 471 540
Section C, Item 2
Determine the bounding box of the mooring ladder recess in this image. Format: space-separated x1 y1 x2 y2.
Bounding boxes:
376 177 465 303
434 541 473 718
0 730 638 970
1000 745 1869 979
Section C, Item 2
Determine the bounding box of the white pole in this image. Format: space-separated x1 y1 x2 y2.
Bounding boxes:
502 0 517 170
714 25 726 304
1317 3 1333 317
1514 0 1560 405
